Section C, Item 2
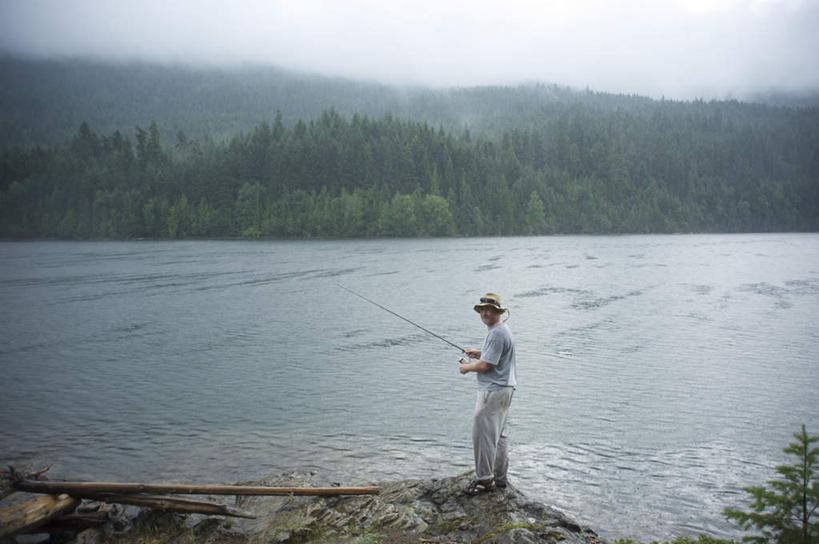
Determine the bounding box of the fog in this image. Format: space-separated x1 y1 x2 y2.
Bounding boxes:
1 0 818 99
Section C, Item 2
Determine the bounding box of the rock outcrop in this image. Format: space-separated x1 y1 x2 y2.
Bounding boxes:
70 472 600 544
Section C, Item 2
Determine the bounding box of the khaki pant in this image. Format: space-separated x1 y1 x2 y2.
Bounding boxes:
473 387 514 482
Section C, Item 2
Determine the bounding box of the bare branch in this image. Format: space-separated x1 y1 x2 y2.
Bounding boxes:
14 479 379 497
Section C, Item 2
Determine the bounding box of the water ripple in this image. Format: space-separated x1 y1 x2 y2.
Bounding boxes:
2 236 817 544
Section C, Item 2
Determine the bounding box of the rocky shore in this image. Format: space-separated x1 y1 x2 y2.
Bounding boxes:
63 471 600 544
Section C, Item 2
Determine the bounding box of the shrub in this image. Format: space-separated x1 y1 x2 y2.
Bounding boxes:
724 425 818 544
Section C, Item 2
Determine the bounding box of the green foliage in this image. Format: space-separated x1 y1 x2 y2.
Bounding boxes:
235 182 264 238
723 425 818 544
378 193 418 237
474 521 541 544
611 537 736 544
0 98 817 239
351 532 385 544
525 190 549 234
421 194 455 236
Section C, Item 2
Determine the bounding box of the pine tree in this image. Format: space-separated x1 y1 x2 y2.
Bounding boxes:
525 190 548 235
724 425 818 544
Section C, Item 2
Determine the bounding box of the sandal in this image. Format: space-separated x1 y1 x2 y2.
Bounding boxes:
463 478 496 496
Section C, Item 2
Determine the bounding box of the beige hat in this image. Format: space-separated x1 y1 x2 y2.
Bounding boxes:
473 293 507 314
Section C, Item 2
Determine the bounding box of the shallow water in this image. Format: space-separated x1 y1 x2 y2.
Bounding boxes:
1 234 818 540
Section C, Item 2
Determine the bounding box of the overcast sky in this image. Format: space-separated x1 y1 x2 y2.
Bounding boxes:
1 0 818 99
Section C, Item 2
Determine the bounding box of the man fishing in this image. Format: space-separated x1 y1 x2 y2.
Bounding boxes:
338 284 517 494
459 292 517 496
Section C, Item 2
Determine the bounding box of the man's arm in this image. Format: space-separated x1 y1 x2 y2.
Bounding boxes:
460 359 492 374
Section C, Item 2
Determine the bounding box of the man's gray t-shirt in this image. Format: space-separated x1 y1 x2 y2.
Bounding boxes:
477 322 517 391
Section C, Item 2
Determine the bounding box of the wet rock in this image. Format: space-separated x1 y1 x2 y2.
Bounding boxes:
66 472 600 544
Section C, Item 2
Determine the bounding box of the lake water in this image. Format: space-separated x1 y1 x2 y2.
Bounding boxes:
1 235 818 541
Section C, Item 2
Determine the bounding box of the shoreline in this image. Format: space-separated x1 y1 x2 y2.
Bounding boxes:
33 471 601 544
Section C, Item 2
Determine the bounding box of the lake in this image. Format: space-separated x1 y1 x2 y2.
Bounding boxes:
1 234 817 540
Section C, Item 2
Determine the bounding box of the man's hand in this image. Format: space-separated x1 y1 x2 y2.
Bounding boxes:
463 348 481 359
459 362 470 375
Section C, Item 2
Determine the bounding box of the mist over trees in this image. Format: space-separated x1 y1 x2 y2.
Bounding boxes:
0 58 817 238
1 57 663 147
4 57 817 147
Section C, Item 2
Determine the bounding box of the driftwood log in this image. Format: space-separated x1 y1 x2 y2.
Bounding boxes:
82 493 256 518
0 492 251 539
14 479 380 497
2 471 379 539
0 493 80 538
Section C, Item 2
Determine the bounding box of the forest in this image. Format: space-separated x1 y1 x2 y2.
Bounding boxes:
1 58 818 238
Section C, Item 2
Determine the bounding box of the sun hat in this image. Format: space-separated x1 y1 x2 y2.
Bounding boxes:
473 293 507 314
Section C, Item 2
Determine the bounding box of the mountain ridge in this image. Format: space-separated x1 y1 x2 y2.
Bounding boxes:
3 56 815 148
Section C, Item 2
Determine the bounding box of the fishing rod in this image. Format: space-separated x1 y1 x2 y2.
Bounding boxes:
338 283 465 353
339 283 573 362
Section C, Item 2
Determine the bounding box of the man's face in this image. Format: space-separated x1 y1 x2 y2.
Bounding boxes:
479 307 501 327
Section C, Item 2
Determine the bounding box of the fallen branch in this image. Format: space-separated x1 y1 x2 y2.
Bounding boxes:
86 493 256 519
0 493 80 539
14 479 379 497
2 464 52 481
25 465 53 480
1 465 52 501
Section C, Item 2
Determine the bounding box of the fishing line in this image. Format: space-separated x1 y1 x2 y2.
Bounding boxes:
338 283 465 352
339 283 571 361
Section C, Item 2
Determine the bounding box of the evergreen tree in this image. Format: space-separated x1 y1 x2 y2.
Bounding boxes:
525 191 548 235
724 425 818 544
167 194 192 238
235 182 264 238
1 103 818 240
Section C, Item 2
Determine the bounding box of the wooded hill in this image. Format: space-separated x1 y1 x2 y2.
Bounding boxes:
0 57 676 147
1 57 817 238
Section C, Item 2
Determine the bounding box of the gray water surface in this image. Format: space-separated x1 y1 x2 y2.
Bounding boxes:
1 235 818 540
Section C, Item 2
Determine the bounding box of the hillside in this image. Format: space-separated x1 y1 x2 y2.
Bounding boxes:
1 57 818 238
0 56 765 146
